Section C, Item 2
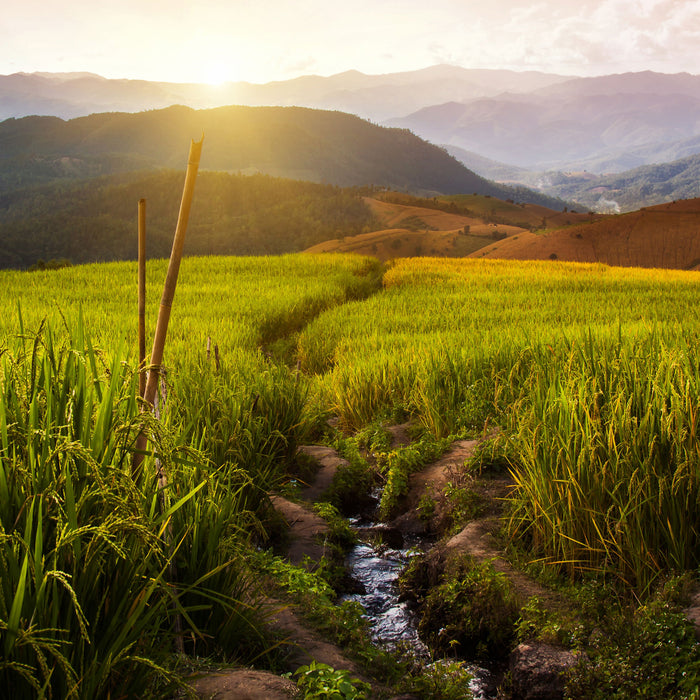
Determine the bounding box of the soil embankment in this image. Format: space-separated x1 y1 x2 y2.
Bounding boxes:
193 429 578 699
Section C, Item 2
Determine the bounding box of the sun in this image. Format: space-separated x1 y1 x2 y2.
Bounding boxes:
202 63 233 86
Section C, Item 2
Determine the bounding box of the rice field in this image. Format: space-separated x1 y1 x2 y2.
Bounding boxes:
1 252 700 694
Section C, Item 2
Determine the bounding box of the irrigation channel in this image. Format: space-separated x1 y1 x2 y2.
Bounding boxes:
342 507 499 699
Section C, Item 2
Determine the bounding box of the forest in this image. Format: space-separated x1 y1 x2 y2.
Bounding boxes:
0 170 377 268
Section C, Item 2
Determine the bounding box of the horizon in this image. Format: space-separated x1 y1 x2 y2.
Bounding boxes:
3 0 700 85
4 63 700 88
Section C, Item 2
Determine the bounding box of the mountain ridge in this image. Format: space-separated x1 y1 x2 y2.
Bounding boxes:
0 103 568 209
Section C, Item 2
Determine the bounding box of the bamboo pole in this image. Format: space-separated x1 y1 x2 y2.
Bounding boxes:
138 198 147 398
143 136 204 409
132 199 149 476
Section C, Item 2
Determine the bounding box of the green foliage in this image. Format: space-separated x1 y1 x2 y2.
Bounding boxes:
377 437 450 520
0 170 377 269
508 333 700 593
291 661 371 699
399 658 474 700
0 322 270 698
418 556 519 660
442 481 483 532
322 438 376 515
565 600 700 699
312 502 357 551
255 550 335 600
27 257 72 272
516 597 582 648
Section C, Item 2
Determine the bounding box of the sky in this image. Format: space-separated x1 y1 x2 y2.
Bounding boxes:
3 0 700 84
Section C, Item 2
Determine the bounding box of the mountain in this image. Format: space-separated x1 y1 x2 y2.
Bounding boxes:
0 104 568 209
387 84 700 171
469 198 700 270
0 66 571 123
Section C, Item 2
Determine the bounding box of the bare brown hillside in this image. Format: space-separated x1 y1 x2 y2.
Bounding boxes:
305 196 529 261
470 199 700 270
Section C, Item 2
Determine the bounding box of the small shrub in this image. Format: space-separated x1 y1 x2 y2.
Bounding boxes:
418 556 519 660
418 492 437 522
291 661 371 699
565 600 700 699
322 459 375 515
400 658 474 699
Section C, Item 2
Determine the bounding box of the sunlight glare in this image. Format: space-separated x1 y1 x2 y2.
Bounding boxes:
203 62 233 86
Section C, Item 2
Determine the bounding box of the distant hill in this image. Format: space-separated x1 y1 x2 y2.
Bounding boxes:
387 88 700 172
529 153 700 212
0 66 571 123
0 104 568 209
470 198 700 270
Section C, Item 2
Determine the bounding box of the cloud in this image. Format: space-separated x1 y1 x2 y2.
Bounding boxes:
3 0 700 81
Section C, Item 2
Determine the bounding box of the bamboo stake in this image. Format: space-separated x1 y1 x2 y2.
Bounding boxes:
143 136 204 409
132 199 148 476
138 198 147 398
141 137 202 655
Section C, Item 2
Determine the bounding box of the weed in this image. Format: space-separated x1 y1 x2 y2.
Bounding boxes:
290 661 371 699
418 556 519 660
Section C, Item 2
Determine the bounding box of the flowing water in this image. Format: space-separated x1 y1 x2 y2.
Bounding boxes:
342 518 498 699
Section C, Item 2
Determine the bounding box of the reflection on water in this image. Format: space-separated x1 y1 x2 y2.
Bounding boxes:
342 528 497 699
342 542 429 654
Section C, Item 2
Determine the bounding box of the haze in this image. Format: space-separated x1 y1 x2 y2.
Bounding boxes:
3 0 700 84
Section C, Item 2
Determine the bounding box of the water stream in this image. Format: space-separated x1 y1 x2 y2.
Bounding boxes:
342 517 498 699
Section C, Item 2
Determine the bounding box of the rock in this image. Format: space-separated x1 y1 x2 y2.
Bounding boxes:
190 668 299 699
358 525 405 550
509 642 578 700
684 589 700 640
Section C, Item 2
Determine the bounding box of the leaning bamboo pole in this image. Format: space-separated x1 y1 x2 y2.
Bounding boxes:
138 198 147 399
142 136 204 409
132 199 149 475
139 137 203 654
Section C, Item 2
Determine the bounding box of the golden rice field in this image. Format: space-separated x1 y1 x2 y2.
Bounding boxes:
2 252 700 696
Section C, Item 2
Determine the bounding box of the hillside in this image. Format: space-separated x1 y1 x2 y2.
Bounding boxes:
533 152 700 212
0 104 567 210
0 171 376 268
470 198 700 270
305 193 599 261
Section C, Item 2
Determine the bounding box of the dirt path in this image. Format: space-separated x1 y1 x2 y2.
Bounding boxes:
269 495 330 566
389 436 572 613
390 439 479 534
297 445 348 502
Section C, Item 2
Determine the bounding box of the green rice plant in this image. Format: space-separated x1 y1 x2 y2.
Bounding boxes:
0 323 177 698
0 320 276 697
507 333 700 594
166 354 309 502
